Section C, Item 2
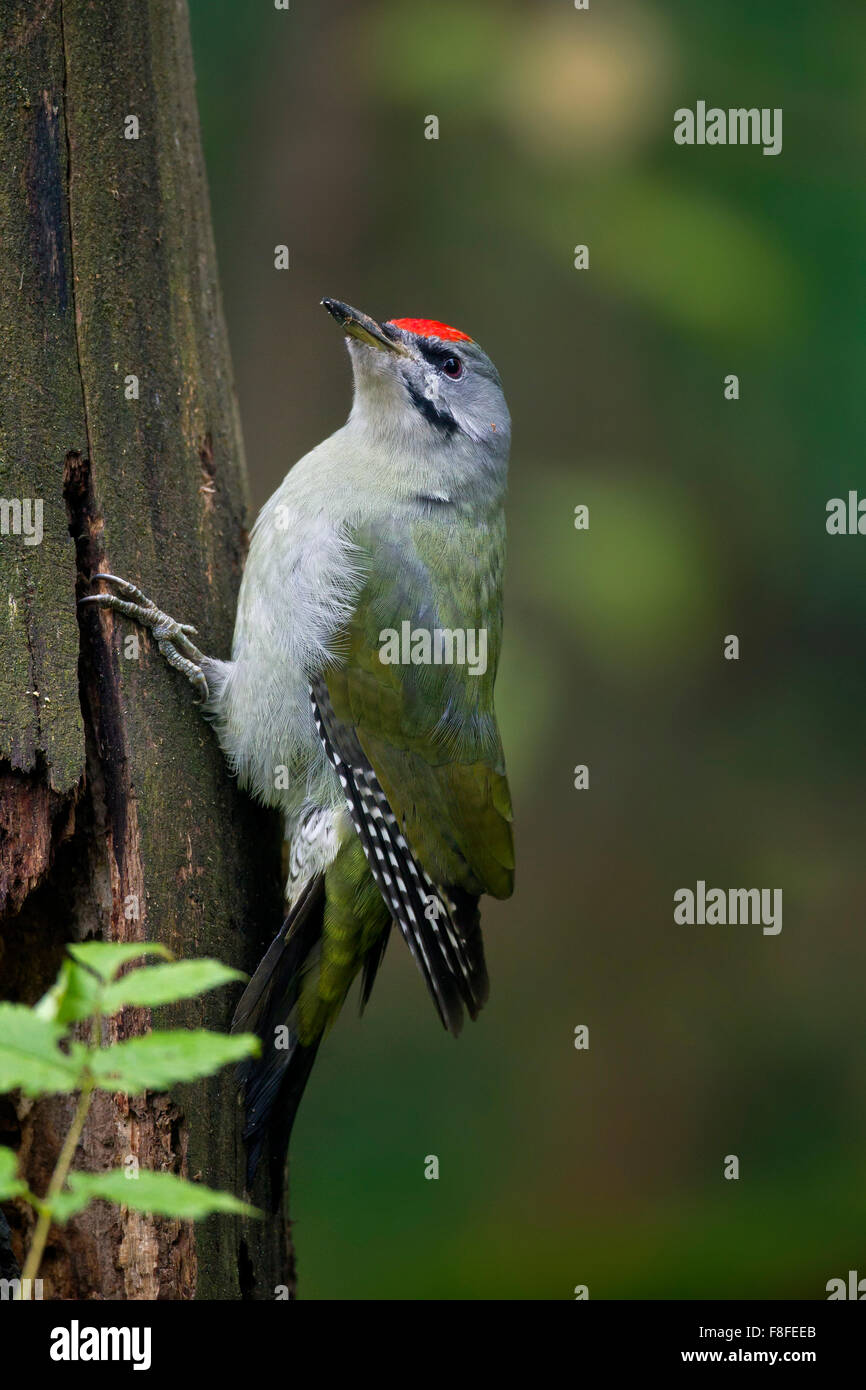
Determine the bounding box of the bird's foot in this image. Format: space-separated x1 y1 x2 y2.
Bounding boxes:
79 573 209 701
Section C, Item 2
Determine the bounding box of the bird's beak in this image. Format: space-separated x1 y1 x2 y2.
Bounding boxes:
321 298 412 357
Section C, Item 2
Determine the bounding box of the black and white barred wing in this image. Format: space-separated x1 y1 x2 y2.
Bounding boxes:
310 674 488 1035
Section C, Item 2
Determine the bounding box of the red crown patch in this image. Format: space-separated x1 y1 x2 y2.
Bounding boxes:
386 318 473 344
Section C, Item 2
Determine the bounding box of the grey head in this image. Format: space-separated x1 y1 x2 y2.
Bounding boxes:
321 298 511 501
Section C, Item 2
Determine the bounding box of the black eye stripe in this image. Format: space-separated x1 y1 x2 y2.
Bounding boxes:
402 379 459 436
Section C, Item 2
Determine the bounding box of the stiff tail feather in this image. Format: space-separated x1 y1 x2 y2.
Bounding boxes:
232 875 326 1206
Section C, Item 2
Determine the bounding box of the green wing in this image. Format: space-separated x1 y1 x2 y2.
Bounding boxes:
312 509 514 1031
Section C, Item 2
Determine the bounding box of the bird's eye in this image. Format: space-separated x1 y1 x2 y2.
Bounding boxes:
441 355 463 379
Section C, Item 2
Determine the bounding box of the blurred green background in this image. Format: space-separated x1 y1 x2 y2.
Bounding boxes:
187 0 866 1298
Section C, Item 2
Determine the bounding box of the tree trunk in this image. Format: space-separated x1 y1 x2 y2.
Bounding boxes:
0 0 292 1299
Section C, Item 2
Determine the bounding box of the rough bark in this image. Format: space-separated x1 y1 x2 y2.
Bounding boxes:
0 0 292 1299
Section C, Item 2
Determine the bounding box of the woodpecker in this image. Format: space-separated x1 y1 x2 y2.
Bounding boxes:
82 299 514 1201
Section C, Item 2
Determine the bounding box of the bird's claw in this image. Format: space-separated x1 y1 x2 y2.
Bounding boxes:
79 573 209 701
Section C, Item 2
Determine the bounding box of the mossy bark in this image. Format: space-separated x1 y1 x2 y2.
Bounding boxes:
0 0 292 1299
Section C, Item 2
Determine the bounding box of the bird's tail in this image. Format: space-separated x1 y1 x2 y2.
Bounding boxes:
232 875 327 1207
232 836 392 1209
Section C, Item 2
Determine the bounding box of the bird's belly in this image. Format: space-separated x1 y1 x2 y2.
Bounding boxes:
213 495 361 817
218 650 336 818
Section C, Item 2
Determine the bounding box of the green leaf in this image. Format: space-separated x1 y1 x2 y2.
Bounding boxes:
51 1168 259 1223
80 1030 260 1093
101 959 246 1014
0 1005 81 1095
67 942 172 982
0 1146 28 1202
34 957 102 1025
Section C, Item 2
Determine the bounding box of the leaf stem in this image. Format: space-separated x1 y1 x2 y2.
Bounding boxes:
17 1010 102 1302
18 1076 94 1297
